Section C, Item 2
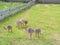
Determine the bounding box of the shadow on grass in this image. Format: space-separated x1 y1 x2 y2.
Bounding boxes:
0 4 35 23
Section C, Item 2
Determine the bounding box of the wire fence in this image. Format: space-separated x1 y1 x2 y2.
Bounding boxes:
37 0 60 3
0 0 36 20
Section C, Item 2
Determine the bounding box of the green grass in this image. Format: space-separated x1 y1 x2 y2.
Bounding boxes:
0 2 24 10
0 4 60 45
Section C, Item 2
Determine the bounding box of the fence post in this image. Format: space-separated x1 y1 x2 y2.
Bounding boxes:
8 9 11 15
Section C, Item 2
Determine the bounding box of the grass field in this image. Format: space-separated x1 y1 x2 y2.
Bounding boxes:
0 4 60 45
0 2 23 10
